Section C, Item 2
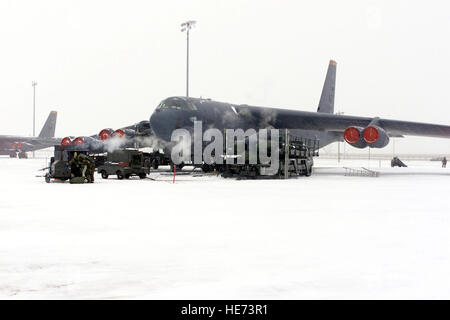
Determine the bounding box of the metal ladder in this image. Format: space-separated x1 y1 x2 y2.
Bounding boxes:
344 167 380 177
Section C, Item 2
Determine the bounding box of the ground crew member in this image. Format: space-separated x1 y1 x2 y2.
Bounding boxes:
443 157 447 168
78 154 90 182
85 155 95 183
69 152 81 178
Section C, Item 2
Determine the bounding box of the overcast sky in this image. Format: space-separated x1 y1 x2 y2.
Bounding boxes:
0 0 449 153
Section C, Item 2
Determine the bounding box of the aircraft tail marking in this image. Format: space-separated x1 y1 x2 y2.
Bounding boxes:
317 60 337 114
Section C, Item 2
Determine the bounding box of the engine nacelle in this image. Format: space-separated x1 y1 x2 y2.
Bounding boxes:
111 128 135 139
362 125 390 148
61 137 72 146
98 128 114 141
112 129 125 138
136 120 151 133
124 129 136 138
72 137 85 146
11 142 23 149
71 136 105 152
344 126 368 149
86 136 105 152
141 128 153 136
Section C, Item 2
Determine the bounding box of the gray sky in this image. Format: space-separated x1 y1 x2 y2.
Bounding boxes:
1 0 449 153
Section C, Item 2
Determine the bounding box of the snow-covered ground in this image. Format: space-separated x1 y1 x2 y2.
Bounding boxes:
0 156 449 299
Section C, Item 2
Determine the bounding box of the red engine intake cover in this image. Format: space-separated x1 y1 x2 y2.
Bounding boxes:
344 126 360 144
98 129 112 141
17 142 22 149
112 129 125 138
11 142 17 148
61 137 72 146
72 137 85 146
363 126 379 143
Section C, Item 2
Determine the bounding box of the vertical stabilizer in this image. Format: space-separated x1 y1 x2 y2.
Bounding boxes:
317 60 337 114
38 111 57 138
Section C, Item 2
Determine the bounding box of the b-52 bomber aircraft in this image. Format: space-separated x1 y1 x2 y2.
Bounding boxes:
148 60 450 151
60 60 450 156
0 111 59 158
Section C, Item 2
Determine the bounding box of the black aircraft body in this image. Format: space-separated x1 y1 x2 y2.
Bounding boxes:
62 60 450 155
148 60 450 151
0 111 59 158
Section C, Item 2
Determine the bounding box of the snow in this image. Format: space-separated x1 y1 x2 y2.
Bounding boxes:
0 156 449 299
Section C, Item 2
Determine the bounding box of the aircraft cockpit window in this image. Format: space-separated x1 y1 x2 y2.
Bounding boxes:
167 99 184 110
186 102 198 111
156 102 165 110
158 98 198 111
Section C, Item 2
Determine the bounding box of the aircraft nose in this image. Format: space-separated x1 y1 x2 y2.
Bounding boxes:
150 109 179 142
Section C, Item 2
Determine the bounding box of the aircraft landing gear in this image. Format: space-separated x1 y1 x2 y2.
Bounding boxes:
9 152 17 158
170 162 184 172
18 152 28 159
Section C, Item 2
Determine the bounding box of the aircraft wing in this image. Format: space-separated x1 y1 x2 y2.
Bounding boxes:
268 109 450 139
0 135 59 153
64 120 153 153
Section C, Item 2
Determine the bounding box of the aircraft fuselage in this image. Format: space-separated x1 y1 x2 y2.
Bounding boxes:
149 96 341 149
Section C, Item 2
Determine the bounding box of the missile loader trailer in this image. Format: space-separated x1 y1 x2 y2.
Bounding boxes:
200 133 319 179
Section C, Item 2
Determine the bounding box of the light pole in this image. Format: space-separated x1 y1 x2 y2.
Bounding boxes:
32 81 37 158
181 20 196 98
32 81 37 136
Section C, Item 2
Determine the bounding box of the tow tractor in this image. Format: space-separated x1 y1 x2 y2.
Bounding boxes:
97 149 150 179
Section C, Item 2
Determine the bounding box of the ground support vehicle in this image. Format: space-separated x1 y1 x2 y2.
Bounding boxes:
97 149 150 180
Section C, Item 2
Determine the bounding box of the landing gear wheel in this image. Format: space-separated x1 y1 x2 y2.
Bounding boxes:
45 174 51 183
101 170 109 179
305 165 312 177
9 152 17 158
139 173 146 179
250 166 259 177
18 152 28 159
152 159 159 170
201 164 211 173
124 173 131 179
171 162 184 172
116 171 124 180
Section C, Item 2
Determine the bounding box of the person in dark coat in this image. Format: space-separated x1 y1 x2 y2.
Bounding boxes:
68 152 81 178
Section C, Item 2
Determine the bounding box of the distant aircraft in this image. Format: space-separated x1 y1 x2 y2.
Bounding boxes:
0 111 59 158
148 60 450 151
